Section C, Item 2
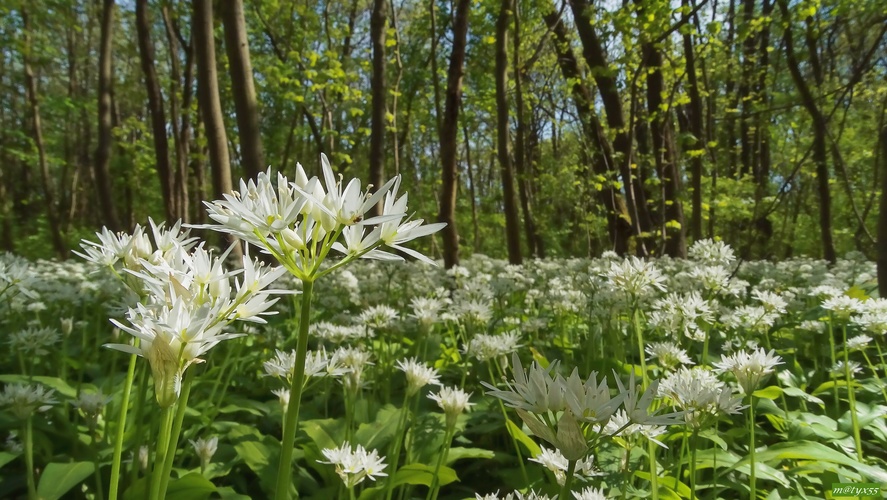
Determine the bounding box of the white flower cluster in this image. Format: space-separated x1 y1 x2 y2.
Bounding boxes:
198 154 445 280
318 442 388 488
78 219 289 408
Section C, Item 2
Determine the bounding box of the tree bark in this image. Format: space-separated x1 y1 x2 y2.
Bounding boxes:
437 0 471 268
495 0 522 264
161 2 191 221
544 8 632 255
94 0 121 231
777 0 836 263
23 8 68 258
221 0 263 180
568 0 654 255
513 1 543 258
368 0 387 216
682 0 705 243
877 125 887 296
194 0 241 256
136 0 176 222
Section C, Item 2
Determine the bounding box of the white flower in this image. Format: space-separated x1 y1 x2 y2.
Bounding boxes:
0 384 57 420
463 330 522 362
319 442 388 488
713 347 783 394
688 239 736 266
604 257 667 298
190 436 219 469
822 296 863 319
831 360 863 377
428 386 474 425
396 358 441 396
645 342 694 370
483 353 566 414
573 486 608 500
528 446 600 485
72 390 112 418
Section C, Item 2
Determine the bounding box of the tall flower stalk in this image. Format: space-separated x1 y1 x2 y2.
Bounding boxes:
198 155 444 499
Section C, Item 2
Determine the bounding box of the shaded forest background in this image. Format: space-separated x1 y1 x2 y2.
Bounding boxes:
0 0 885 266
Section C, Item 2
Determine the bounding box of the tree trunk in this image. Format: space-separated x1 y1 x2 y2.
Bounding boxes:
682 0 705 243
437 0 471 268
368 0 387 216
194 0 241 256
544 8 632 255
777 0 836 263
877 125 887 296
221 0 263 180
568 0 653 255
136 0 176 222
23 8 67 258
642 38 686 257
161 3 191 221
495 0 522 264
513 1 543 258
94 0 121 231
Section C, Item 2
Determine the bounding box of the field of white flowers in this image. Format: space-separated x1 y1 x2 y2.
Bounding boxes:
2 161 886 500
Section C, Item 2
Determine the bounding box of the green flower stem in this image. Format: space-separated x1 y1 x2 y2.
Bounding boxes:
157 370 196 498
24 417 36 500
860 350 887 404
427 424 455 500
674 430 688 488
108 351 138 500
689 430 698 500
841 325 863 462
128 362 150 485
384 393 413 500
274 279 315 500
632 307 658 500
560 459 577 500
148 405 174 500
748 396 757 500
827 316 840 417
486 361 529 488
90 418 105 500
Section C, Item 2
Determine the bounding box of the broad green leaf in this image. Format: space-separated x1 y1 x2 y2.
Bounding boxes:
753 386 783 400
355 405 402 450
0 375 77 398
37 462 94 500
0 451 18 470
389 464 458 488
445 447 495 465
300 419 346 452
506 419 542 457
165 472 217 500
634 471 691 498
782 386 824 405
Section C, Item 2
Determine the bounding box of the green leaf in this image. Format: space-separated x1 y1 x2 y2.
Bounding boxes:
0 451 18 470
720 440 887 483
506 419 542 457
355 405 402 450
0 375 77 398
389 464 458 488
782 386 824 406
753 385 783 400
165 472 217 500
36 462 95 500
445 447 495 465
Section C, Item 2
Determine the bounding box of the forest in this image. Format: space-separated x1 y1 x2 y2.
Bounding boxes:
2 0 887 499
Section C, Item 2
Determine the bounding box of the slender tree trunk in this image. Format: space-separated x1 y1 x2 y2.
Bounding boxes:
23 8 67 258
462 121 480 253
136 0 175 222
221 0 263 180
568 0 653 255
544 8 631 255
161 2 191 221
437 0 471 268
194 0 241 256
877 125 887 296
683 0 705 242
495 0 522 264
777 0 836 263
94 0 121 231
513 1 543 258
368 0 387 215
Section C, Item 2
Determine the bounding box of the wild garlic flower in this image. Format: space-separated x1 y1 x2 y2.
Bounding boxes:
529 447 600 486
604 256 667 299
198 155 444 280
336 347 374 393
428 386 474 426
660 367 745 429
0 384 57 420
272 388 290 410
190 436 219 470
822 296 864 320
648 292 713 342
358 304 399 329
396 358 441 396
319 443 388 488
845 334 872 351
409 296 446 327
830 360 863 377
752 290 788 315
264 348 349 384
615 374 687 427
463 330 522 362
482 353 566 414
106 247 287 408
475 491 553 500
573 486 608 500
601 409 668 448
688 239 736 267
713 348 783 394
7 326 60 357
311 321 368 343
72 390 112 419
645 341 694 370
